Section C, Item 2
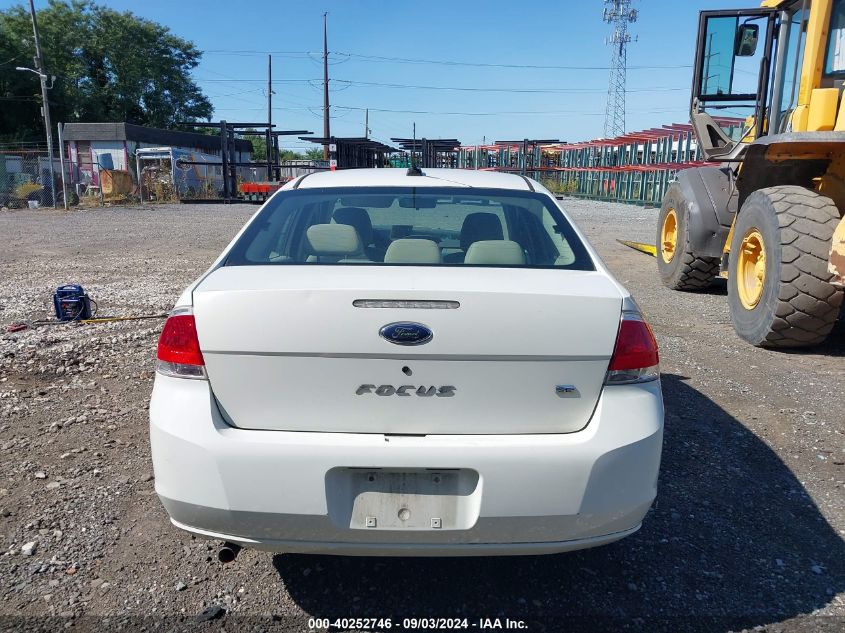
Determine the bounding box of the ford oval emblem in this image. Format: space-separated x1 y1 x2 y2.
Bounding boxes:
379 322 433 346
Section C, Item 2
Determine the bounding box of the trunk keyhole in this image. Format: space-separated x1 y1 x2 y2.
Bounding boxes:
402 366 412 376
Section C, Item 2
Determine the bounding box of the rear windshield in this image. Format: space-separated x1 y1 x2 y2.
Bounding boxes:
224 186 594 270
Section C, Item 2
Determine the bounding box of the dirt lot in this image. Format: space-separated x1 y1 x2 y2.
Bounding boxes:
0 199 843 632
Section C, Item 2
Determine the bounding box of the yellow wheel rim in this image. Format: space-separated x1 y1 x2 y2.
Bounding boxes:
737 228 766 309
661 208 678 264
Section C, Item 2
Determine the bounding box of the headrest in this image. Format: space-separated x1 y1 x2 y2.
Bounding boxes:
555 241 576 266
460 212 504 250
464 240 526 266
384 239 442 264
333 207 373 245
306 224 362 256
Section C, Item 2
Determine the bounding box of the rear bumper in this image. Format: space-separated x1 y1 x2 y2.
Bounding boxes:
150 375 663 556
167 516 641 556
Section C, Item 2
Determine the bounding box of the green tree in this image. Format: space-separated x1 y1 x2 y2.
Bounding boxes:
280 149 305 162
0 0 212 143
240 130 314 163
241 129 268 161
305 147 325 161
0 16 43 144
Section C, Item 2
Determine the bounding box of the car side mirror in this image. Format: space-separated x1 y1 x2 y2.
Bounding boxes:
735 23 759 57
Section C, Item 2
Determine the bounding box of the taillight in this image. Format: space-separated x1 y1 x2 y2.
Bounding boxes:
156 308 206 379
605 310 659 385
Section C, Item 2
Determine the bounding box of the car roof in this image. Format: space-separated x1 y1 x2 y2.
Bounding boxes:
293 168 535 191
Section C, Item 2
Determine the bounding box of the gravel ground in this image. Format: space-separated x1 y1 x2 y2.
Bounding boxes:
0 199 843 632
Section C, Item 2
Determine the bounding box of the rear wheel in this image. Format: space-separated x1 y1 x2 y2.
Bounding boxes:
728 186 844 348
656 183 721 290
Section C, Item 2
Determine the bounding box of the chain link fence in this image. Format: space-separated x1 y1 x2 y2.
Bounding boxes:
0 148 125 208
138 149 222 202
172 152 223 201
138 149 268 202
0 150 71 208
0 147 259 206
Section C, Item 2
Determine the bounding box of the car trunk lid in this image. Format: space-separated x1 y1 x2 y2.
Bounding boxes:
193 266 622 434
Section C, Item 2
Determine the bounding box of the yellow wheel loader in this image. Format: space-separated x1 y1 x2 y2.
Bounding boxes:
658 0 845 347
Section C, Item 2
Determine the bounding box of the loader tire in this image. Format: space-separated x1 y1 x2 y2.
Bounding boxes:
728 186 844 348
656 183 721 290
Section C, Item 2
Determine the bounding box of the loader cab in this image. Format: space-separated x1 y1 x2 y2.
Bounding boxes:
691 0 845 161
691 6 778 160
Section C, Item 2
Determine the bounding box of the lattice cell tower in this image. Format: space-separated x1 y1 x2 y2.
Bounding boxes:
603 0 638 138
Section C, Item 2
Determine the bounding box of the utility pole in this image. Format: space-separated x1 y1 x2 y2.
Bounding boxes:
364 108 369 139
57 122 67 210
322 12 330 160
28 0 56 208
267 54 273 180
220 120 229 201
521 139 528 176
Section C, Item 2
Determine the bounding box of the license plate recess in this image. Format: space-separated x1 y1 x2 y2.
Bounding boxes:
326 468 481 530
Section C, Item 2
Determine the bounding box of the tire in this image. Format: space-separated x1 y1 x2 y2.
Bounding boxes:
656 183 721 290
728 185 844 348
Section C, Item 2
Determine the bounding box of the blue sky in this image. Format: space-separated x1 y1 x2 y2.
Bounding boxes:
4 0 753 151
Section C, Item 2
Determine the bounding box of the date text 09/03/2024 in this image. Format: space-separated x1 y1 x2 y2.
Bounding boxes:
308 617 528 630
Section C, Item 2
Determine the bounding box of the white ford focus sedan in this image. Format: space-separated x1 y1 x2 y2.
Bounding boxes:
150 168 663 557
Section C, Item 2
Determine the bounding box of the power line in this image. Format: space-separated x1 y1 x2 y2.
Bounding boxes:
197 76 688 99
331 51 688 71
194 48 690 71
333 105 682 117
210 90 320 109
202 50 315 57
214 105 314 112
212 103 685 119
193 77 317 83
332 78 686 94
203 87 265 99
